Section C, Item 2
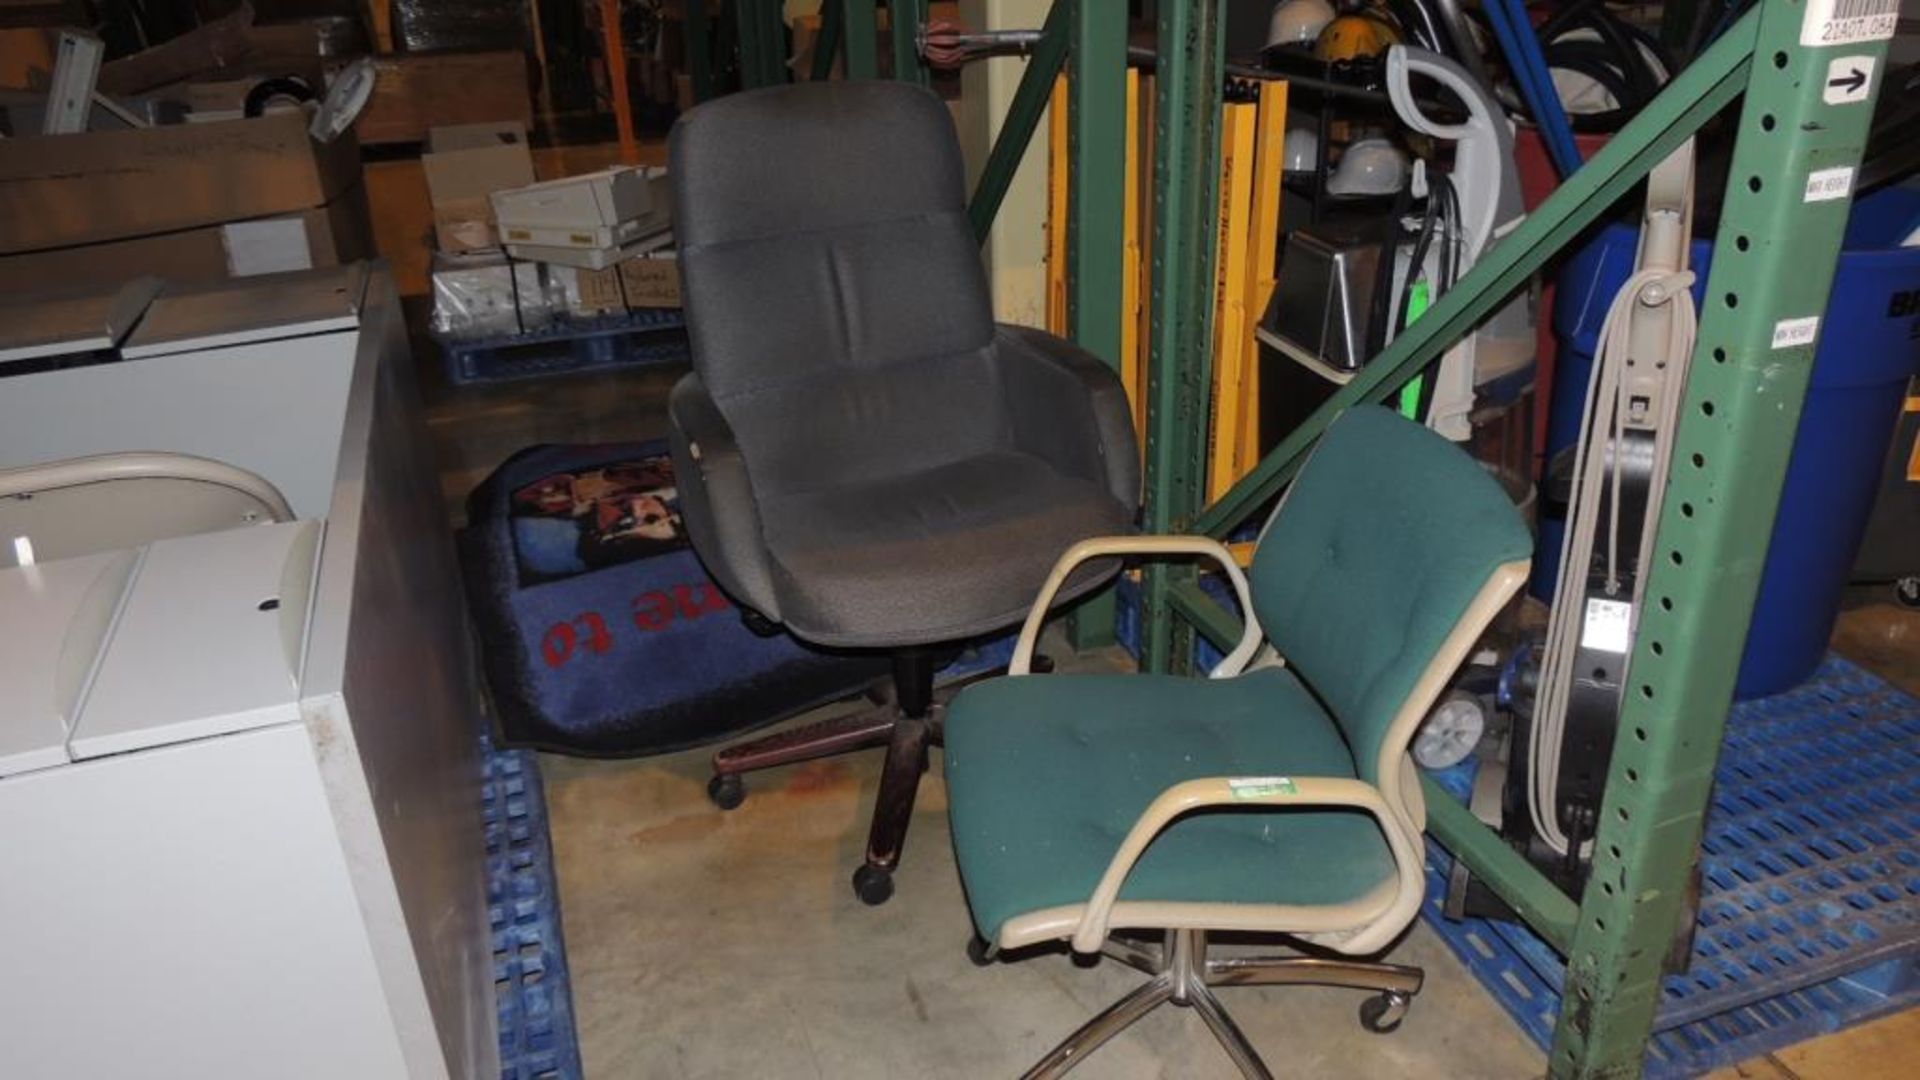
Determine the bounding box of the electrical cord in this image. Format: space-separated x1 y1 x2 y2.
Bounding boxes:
1528 260 1697 856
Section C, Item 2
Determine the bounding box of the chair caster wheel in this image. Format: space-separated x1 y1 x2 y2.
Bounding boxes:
1895 575 1920 610
966 935 997 967
1359 991 1410 1034
852 863 895 906
708 773 746 810
740 609 783 637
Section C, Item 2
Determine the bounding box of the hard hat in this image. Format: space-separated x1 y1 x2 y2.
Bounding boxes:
1268 0 1337 49
1283 125 1321 174
1326 135 1408 196
1314 12 1401 62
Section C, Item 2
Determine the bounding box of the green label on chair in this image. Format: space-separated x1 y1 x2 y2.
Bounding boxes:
1229 776 1298 798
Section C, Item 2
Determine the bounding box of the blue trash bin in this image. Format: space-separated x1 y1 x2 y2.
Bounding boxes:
1539 185 1920 698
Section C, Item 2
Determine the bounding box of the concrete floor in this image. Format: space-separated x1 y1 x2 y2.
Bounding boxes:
418 336 1920 1078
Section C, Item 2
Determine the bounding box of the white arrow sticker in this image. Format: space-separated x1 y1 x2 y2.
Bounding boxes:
1823 55 1876 104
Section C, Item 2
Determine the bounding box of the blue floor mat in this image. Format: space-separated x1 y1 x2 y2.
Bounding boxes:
1423 655 1920 1076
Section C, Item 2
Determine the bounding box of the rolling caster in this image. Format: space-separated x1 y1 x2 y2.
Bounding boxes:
1359 991 1411 1034
740 609 783 637
707 773 746 810
966 935 997 967
852 863 895 906
1895 576 1920 610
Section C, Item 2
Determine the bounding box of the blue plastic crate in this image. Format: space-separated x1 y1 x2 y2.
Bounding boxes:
443 310 688 386
485 743 583 1080
1423 655 1920 1077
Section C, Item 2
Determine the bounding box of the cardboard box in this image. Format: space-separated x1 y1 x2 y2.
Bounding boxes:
423 121 537 254
354 51 534 146
0 185 373 294
0 108 360 255
492 167 667 250
618 256 681 309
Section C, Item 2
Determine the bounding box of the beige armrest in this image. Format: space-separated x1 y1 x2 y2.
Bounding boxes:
0 452 294 522
1011 535 1263 678
1068 775 1425 954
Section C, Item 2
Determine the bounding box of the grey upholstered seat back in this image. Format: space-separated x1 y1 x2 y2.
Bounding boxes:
670 82 1010 497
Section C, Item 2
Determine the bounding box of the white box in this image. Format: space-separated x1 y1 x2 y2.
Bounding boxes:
491 166 670 250
505 225 672 270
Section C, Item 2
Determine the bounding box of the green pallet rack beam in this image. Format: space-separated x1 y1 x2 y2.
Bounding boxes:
842 0 879 80
686 0 715 102
1138 0 1893 1074
1064 0 1128 650
892 0 929 86
1139 0 1226 676
1550 4 1889 1074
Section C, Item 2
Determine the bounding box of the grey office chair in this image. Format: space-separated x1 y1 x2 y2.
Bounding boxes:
667 81 1139 904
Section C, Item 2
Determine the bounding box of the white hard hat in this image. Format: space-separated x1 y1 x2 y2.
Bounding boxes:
1268 0 1336 49
1326 136 1409 197
1283 125 1320 174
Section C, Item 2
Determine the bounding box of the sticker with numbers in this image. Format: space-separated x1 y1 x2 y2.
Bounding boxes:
1580 598 1632 654
1772 316 1821 349
1801 0 1898 46
1804 166 1855 202
1229 777 1298 798
1823 55 1875 104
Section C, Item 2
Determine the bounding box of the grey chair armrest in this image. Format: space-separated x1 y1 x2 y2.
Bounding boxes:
667 373 782 620
995 325 1142 510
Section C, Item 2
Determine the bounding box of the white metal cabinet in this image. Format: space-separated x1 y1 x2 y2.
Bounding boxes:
0 267 496 1079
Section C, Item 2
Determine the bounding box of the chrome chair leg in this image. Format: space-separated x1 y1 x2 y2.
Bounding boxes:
1188 984 1275 1080
1099 935 1163 975
1021 977 1174 1080
1023 933 1421 1078
1205 955 1424 996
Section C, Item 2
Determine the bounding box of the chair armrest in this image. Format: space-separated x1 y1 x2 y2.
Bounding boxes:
995 325 1141 509
1069 775 1425 954
1011 535 1262 678
667 374 781 619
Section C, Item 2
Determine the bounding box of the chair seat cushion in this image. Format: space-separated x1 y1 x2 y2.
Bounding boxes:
944 668 1399 943
757 450 1131 647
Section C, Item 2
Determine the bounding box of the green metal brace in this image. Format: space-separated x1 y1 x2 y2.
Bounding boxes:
1139 0 1226 676
966 1 1070 243
811 0 844 81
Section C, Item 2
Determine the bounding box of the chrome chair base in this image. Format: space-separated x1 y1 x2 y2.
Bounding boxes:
1020 930 1424 1080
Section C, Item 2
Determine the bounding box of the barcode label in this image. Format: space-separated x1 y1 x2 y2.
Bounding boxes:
1802 0 1899 46
1581 599 1632 654
1772 316 1821 349
1804 166 1855 201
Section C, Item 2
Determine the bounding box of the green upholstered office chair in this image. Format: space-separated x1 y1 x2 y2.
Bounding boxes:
943 406 1532 1079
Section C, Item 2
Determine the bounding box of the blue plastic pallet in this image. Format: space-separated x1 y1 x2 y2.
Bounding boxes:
443 309 688 386
1423 655 1920 1077
485 743 584 1080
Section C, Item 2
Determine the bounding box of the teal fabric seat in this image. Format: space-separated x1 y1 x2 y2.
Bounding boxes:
945 667 1397 942
944 406 1533 946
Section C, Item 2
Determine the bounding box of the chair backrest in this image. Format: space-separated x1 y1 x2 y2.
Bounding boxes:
0 452 293 568
669 81 1008 498
1249 407 1531 786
